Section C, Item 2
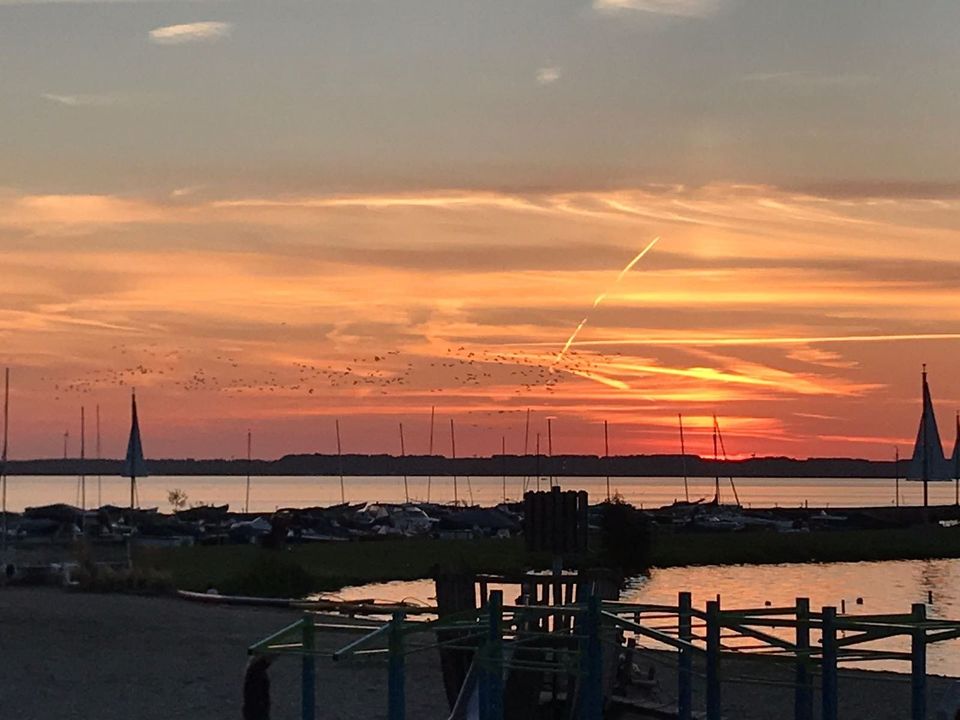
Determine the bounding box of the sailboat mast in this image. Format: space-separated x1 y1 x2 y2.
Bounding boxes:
714 417 741 506
80 406 86 514
399 422 409 503
501 435 506 504
1 369 9 552
895 447 900 508
535 433 541 493
604 420 611 503
450 418 458 506
922 365 929 509
96 404 101 508
335 419 345 504
427 405 435 503
245 429 252 514
954 411 959 507
712 418 720 503
678 414 689 503
547 418 554 489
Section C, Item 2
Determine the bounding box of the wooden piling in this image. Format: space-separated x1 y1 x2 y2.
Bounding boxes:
821 606 838 720
911 603 927 720
794 597 813 720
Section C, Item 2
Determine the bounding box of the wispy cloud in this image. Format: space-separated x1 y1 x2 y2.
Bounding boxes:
593 0 721 18
740 71 875 87
41 93 115 107
536 67 562 86
148 20 231 45
2 0 221 4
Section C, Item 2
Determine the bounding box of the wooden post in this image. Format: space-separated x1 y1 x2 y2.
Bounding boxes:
794 597 812 720
911 603 927 720
821 606 838 720
388 611 406 720
301 614 316 720
706 599 721 720
678 592 693 720
580 593 603 720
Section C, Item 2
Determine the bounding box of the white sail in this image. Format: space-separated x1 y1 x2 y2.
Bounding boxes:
907 368 951 480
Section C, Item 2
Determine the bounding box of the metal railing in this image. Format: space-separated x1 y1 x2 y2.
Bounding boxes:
249 591 960 720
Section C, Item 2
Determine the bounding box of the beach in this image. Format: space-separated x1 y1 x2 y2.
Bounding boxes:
0 588 446 720
2 587 958 719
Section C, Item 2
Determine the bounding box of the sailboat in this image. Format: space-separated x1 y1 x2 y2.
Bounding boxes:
906 367 951 505
124 391 148 510
952 412 959 506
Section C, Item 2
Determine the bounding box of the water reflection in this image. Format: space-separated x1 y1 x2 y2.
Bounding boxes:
329 559 960 676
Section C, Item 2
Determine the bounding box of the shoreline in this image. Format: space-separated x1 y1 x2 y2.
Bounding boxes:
1 587 955 720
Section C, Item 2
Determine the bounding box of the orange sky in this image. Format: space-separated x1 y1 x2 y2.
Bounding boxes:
0 183 957 460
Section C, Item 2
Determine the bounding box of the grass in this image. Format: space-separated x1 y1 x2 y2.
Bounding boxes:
135 537 550 596
135 526 960 597
650 525 960 567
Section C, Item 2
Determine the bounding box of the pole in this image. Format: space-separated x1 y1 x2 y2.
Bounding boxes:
580 594 603 720
301 614 316 720
245 430 252 514
794 597 812 720
399 422 409 503
388 612 406 720
63 430 69 460
712 419 720 504
96 404 101 508
677 591 693 720
335 419 345 504
427 406 435 503
547 418 553 488
501 436 506 504
705 599 721 720
895 447 900 508
80 406 86 514
522 408 531 495
954 411 959 506
911 603 927 720
1 368 8 552
450 418 458 506
604 420 611 502
485 590 505 720
821 606 838 720
535 433 541 493
922 365 929 510
679 414 690 502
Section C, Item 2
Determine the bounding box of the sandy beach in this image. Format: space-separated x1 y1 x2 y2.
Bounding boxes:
0 588 446 720
1 587 956 719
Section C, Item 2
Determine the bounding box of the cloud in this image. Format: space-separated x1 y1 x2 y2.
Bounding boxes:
41 93 115 107
593 0 721 18
2 0 219 3
740 71 875 88
536 67 561 86
148 21 231 45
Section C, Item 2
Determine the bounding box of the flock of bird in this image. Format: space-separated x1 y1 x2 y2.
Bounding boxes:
42 342 631 404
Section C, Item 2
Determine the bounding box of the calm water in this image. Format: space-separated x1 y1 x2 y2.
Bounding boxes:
325 558 960 676
3 474 957 513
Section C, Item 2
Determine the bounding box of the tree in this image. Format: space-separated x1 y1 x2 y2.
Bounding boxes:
167 488 188 512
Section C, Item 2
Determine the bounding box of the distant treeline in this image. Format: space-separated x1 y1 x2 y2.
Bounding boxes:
3 453 901 478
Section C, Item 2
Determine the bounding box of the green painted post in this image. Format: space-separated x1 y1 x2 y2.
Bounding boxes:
580 593 603 720
911 603 927 720
388 611 406 720
678 591 693 720
486 590 505 720
706 599 721 720
794 598 812 720
301 614 316 720
821 606 838 720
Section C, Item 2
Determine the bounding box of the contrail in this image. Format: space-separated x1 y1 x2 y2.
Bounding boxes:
542 332 960 350
554 237 660 364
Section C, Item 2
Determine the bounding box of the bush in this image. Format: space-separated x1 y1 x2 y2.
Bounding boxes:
599 498 652 573
224 553 319 598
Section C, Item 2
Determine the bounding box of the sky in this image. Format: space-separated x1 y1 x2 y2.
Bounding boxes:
0 0 958 460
